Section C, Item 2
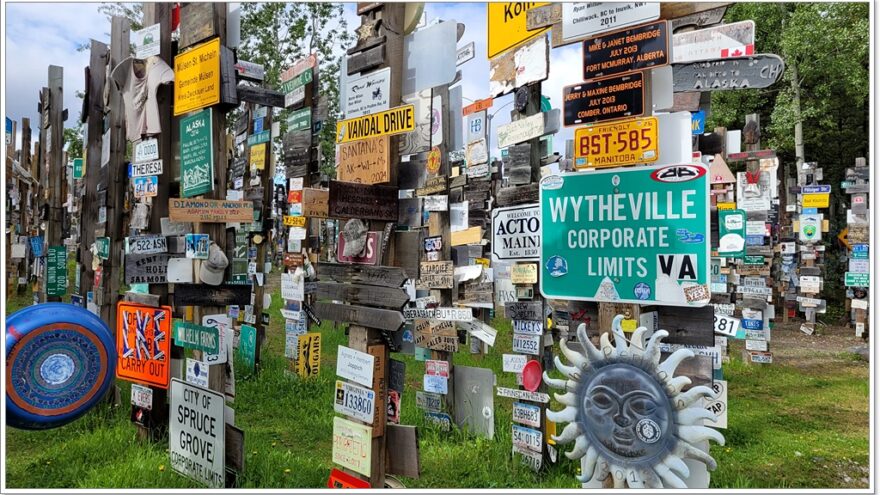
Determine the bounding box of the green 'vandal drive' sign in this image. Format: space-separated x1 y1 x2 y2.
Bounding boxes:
46 245 67 297
540 164 710 307
172 320 220 355
180 108 214 198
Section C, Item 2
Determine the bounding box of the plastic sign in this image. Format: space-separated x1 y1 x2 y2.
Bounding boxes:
116 302 172 388
582 20 669 80
491 205 541 261
563 72 645 126
540 164 710 307
574 116 658 169
174 38 220 115
487 2 550 59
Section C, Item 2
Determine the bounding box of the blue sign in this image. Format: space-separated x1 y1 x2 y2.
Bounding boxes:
802 185 831 194
802 207 818 215
254 117 264 134
852 244 869 259
29 236 44 257
745 235 764 246
741 319 764 330
6 116 12 135
70 294 84 307
691 110 705 135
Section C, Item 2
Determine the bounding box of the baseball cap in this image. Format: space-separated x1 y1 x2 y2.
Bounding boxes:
199 242 228 286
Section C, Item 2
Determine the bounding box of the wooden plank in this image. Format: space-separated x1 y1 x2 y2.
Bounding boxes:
336 136 391 185
505 301 542 321
347 44 386 75
179 2 218 49
416 261 454 290
124 253 172 285
123 291 161 307
302 188 329 218
673 55 785 93
174 283 253 306
169 198 254 223
328 180 399 221
314 302 405 332
655 305 715 346
393 231 420 279
236 85 284 108
669 5 727 31
317 262 408 288
225 424 245 473
316 282 409 309
496 183 539 207
385 424 420 479
413 319 458 352
526 4 562 30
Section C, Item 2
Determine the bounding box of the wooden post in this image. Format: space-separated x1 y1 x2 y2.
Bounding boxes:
79 40 109 301
249 103 273 369
44 65 64 302
104 16 130 329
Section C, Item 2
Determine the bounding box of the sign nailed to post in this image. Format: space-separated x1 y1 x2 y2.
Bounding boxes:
492 205 541 262
563 72 645 126
673 54 785 92
169 378 225 487
573 116 658 169
174 37 221 115
336 104 415 144
116 302 172 388
180 108 214 198
540 164 710 307
672 20 755 63
487 2 550 59
583 20 669 80
562 3 660 43
169 198 254 223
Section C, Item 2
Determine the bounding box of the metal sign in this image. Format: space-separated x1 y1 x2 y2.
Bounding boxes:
72 158 85 179
583 20 669 80
673 54 785 92
332 416 372 477
336 104 415 144
512 402 541 427
169 379 225 487
489 34 549 97
174 38 221 115
180 108 214 197
718 209 746 259
131 159 163 177
562 2 660 43
512 333 541 355
344 67 391 119
336 345 375 387
234 59 265 81
487 2 550 59
46 246 67 297
672 20 755 63
335 379 376 424
540 164 710 306
845 272 869 287
457 41 475 65
573 116 658 169
492 205 541 262
563 71 645 126
116 302 172 388
172 320 220 354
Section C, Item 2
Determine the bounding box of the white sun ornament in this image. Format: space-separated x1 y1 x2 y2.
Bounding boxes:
544 315 725 488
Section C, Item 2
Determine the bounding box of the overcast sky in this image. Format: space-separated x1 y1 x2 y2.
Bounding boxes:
4 2 577 155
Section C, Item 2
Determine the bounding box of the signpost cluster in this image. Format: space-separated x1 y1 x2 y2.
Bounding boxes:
842 158 870 337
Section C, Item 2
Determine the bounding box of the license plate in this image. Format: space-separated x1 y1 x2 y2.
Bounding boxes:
574 116 658 169
131 383 153 410
513 320 543 335
334 380 375 424
512 425 543 453
512 333 542 355
512 402 541 427
713 315 740 337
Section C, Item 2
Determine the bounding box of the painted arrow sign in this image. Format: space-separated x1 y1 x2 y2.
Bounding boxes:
313 301 405 332
316 282 410 309
673 54 785 92
317 262 408 288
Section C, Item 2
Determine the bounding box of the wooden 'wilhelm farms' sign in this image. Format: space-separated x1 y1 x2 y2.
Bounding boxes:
673 54 785 92
563 72 645 126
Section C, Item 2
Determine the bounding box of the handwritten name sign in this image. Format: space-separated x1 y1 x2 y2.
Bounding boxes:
169 198 254 223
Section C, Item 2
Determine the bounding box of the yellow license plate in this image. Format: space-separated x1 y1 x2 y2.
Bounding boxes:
573 117 659 169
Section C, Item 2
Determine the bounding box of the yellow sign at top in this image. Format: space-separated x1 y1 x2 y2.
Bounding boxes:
802 193 830 208
336 105 415 144
487 2 550 59
174 38 221 116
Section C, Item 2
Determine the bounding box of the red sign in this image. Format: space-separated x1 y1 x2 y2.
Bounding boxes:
116 302 173 389
462 97 493 116
327 468 370 488
288 190 303 203
336 232 380 265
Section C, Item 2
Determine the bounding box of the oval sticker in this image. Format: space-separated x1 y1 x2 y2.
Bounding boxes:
650 165 707 183
540 175 564 190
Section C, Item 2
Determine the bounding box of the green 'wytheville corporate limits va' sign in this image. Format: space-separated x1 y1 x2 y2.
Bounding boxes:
540 164 710 307
180 108 214 198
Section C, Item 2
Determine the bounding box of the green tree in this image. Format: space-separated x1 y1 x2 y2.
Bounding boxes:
63 125 84 160
238 3 353 178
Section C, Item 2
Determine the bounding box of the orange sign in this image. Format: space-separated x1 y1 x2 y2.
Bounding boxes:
462 97 494 116
116 302 173 389
327 468 370 488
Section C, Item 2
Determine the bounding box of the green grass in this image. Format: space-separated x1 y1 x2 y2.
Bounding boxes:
4 289 869 489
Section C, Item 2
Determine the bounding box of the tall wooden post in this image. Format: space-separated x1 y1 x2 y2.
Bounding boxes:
248 102 273 369
80 40 109 300
44 65 64 302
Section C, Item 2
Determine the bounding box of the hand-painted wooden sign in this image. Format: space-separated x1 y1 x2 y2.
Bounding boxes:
496 183 539 207
336 104 415 144
179 108 214 197
496 386 550 403
302 188 329 218
317 282 409 309
313 302 405 332
328 180 399 221
583 20 669 80
417 261 454 289
563 71 645 126
317 262 407 288
169 198 254 223
489 35 549 97
673 54 785 92
336 135 390 184
497 112 545 149
414 319 458 352
116 302 172 388
174 38 221 115
174 284 252 307
125 253 172 284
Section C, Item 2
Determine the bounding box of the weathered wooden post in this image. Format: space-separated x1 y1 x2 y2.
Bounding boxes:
43 65 65 303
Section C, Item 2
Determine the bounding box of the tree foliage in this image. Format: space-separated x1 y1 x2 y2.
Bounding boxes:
239 3 354 178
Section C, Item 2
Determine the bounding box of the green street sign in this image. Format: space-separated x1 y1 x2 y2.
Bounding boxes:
540 164 710 306
845 272 869 287
744 255 764 266
718 209 746 259
96 237 110 259
280 69 313 94
247 131 270 146
180 108 214 198
238 324 257 372
72 158 85 179
172 320 220 354
287 107 312 131
46 245 67 297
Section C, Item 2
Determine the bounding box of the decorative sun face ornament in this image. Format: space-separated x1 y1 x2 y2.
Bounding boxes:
544 315 725 488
